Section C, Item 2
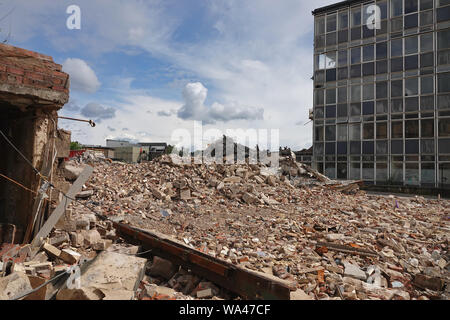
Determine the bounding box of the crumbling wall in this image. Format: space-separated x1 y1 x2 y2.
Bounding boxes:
0 103 35 238
0 43 69 243
0 105 63 242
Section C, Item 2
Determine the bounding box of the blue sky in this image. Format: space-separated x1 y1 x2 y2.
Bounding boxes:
0 0 337 150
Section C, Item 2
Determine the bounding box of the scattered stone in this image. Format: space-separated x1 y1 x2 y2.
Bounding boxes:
0 272 33 300
82 229 102 247
56 288 105 300
92 239 113 251
197 288 213 299
59 249 82 264
70 232 84 247
242 192 259 205
147 256 178 280
42 243 61 259
326 234 345 241
290 289 313 300
178 188 191 200
49 233 70 247
49 149 450 300
344 263 367 281
266 175 276 186
63 163 86 181
413 274 444 291
76 190 94 199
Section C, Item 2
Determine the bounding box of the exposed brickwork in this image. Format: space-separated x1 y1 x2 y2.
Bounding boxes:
0 43 69 95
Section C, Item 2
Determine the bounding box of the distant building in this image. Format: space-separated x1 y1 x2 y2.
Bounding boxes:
106 139 137 148
113 146 148 163
82 145 115 159
294 147 313 167
139 142 168 160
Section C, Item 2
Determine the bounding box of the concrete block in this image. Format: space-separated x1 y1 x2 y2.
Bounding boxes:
290 289 313 300
92 239 113 251
76 217 90 230
242 192 259 205
49 233 70 247
79 251 146 293
178 188 191 200
76 190 94 199
197 288 213 298
55 129 71 158
59 249 81 264
56 288 105 300
63 163 86 181
82 229 101 247
147 256 178 280
42 243 61 259
344 262 367 281
0 272 32 300
70 232 84 247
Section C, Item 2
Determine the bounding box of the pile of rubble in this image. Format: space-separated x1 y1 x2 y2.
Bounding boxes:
0 200 236 300
1 153 448 300
66 154 448 300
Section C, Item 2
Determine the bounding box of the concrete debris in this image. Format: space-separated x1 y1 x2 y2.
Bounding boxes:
81 229 102 247
0 272 32 300
197 288 213 299
2 151 449 301
290 288 313 300
56 153 448 300
76 190 94 199
56 287 105 300
79 251 146 291
344 263 367 281
147 256 178 280
59 249 81 264
63 162 86 181
42 243 61 259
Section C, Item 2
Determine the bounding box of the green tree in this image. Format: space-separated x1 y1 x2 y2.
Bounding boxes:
70 141 83 150
165 145 174 154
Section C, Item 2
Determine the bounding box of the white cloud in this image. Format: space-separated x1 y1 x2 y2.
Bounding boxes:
62 99 81 112
157 110 175 117
67 93 183 146
177 82 264 124
62 58 101 93
81 102 116 122
7 0 342 149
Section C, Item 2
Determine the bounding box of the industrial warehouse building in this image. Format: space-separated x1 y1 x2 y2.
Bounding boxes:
312 0 450 188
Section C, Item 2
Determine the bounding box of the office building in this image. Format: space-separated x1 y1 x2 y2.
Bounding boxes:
312 0 450 187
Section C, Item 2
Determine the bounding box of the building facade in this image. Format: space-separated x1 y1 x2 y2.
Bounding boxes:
312 0 450 188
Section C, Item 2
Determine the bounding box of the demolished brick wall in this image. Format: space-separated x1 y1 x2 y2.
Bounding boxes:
0 43 70 243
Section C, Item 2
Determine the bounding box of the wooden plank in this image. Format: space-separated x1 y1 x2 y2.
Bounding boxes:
31 166 93 248
24 140 53 243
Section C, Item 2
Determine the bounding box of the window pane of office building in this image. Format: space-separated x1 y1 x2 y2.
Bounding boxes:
312 2 450 187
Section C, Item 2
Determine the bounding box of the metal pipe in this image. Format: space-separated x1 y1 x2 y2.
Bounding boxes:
57 116 96 127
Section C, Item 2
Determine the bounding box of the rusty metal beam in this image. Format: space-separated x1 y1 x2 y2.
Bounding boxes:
111 221 293 300
57 116 96 127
